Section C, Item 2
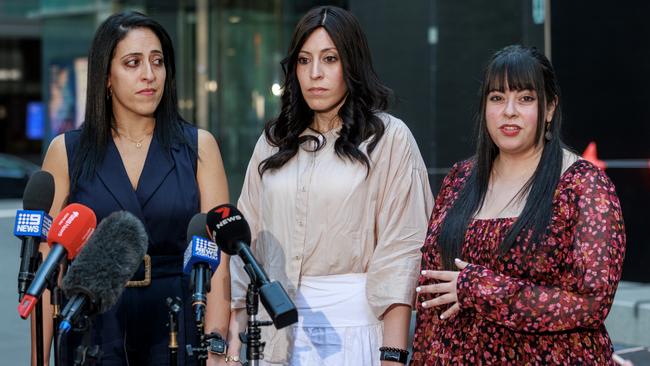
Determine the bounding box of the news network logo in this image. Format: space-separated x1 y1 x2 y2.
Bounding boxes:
183 235 221 274
195 237 220 260
14 210 52 238
215 214 242 229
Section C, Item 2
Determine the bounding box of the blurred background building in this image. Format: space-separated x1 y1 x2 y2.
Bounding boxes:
0 0 648 321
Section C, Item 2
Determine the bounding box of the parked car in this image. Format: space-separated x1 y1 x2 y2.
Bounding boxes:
0 154 40 199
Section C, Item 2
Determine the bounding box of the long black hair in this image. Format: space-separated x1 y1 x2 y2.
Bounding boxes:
259 6 392 175
70 11 189 190
437 45 564 270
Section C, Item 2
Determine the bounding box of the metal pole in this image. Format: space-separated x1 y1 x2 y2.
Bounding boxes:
544 0 552 59
195 0 209 129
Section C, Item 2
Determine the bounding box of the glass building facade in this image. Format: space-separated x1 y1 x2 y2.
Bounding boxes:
34 0 357 199
32 0 547 200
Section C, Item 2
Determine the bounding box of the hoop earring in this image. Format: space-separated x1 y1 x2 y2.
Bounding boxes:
544 120 552 141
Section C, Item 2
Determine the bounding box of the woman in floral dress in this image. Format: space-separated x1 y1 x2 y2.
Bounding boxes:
411 45 626 365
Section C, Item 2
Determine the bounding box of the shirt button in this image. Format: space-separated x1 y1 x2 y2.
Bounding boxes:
298 220 304 226
300 186 306 192
293 255 301 261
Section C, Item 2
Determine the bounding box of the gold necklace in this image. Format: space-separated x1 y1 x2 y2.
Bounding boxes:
117 131 153 148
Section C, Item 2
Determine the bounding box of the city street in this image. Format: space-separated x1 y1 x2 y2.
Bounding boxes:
1 199 31 365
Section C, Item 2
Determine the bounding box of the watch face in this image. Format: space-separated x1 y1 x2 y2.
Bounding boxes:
208 338 227 355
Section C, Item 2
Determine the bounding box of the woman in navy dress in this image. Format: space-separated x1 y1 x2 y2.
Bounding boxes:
39 12 230 365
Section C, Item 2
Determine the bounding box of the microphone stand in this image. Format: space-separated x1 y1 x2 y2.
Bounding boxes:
35 301 44 366
33 253 44 366
241 264 273 366
28 250 60 366
50 262 65 366
166 297 182 366
186 265 212 366
18 237 43 365
71 317 101 366
56 299 101 366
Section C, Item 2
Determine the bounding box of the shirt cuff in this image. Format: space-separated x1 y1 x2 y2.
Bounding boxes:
456 263 485 310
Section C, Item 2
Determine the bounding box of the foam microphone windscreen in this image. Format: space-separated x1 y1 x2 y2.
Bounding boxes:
187 212 209 239
22 171 55 211
47 203 96 259
61 211 148 314
206 204 251 255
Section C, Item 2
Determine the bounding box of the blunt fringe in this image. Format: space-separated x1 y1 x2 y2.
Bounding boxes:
259 6 392 175
437 45 564 270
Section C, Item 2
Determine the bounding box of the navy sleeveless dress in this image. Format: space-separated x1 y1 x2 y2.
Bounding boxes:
64 123 201 365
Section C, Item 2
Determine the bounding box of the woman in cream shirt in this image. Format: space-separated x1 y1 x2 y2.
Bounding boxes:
225 6 433 366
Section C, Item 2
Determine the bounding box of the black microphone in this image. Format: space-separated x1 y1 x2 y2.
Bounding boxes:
183 213 221 328
58 211 148 334
13 171 55 301
206 204 298 329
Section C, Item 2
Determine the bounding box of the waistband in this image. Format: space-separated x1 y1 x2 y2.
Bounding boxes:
295 273 379 327
130 254 184 281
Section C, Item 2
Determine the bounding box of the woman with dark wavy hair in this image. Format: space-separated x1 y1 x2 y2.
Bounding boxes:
39 11 230 365
411 45 626 365
226 6 433 366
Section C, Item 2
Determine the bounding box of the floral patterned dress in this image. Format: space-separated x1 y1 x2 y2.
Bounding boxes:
411 159 626 365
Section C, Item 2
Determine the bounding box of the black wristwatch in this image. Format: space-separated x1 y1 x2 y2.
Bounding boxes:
379 346 409 364
206 332 228 356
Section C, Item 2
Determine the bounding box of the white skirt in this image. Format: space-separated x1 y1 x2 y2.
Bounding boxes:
284 273 383 366
260 273 384 366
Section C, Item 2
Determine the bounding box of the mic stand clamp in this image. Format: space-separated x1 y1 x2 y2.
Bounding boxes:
186 335 210 366
166 297 182 366
58 296 100 366
70 316 101 366
73 344 101 366
187 333 227 366
240 265 273 366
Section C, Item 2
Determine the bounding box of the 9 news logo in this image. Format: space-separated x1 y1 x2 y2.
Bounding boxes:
195 237 220 260
14 210 51 237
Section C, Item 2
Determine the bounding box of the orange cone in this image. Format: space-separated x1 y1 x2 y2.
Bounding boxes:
582 141 607 170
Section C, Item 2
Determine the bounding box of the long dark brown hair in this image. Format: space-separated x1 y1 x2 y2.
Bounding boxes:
259 6 392 175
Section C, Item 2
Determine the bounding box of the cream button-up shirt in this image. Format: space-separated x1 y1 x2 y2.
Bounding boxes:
232 113 434 364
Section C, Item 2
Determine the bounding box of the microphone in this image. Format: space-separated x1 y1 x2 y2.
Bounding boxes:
58 211 148 334
18 203 96 319
183 213 221 327
13 171 55 300
206 204 298 329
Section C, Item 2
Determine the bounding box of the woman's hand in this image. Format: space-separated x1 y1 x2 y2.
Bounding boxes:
416 258 469 320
